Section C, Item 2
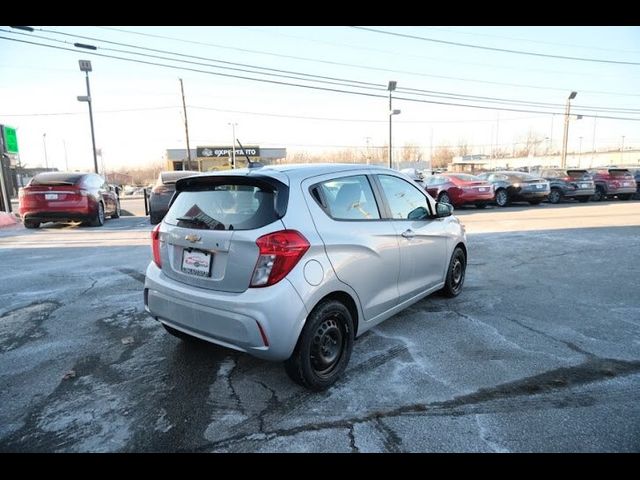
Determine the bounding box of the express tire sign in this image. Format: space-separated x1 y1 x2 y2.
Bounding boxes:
197 146 260 158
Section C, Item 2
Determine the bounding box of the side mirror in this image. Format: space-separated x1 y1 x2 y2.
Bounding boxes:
435 202 453 218
408 206 429 220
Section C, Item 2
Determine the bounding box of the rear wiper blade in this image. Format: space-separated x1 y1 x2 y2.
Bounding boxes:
176 215 224 230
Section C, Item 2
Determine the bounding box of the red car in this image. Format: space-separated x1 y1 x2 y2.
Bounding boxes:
18 172 120 228
424 173 495 208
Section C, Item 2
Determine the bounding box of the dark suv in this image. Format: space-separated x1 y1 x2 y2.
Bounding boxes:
537 168 595 204
588 168 637 201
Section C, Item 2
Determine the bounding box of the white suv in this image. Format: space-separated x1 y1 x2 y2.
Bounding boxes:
144 164 467 390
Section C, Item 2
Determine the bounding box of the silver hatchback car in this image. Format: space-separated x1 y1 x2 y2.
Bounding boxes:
144 164 467 390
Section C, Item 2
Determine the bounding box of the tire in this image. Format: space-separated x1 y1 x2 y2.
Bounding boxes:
162 323 198 342
528 199 542 205
495 189 508 207
577 196 590 203
548 188 562 204
284 300 354 391
438 191 452 205
111 200 121 219
440 246 466 298
91 202 105 227
24 219 40 229
475 203 488 209
592 187 605 202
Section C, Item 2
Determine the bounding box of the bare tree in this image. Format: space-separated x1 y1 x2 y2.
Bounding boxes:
456 139 470 156
432 145 454 168
401 143 424 162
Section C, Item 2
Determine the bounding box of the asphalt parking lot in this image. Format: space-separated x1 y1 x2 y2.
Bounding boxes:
0 201 639 452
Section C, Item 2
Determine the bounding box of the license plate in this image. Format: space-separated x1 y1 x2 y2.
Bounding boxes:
45 193 58 200
536 184 544 189
580 183 590 188
181 249 212 277
478 187 487 192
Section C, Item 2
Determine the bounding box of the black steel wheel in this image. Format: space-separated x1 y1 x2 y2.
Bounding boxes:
284 300 354 391
440 246 466 298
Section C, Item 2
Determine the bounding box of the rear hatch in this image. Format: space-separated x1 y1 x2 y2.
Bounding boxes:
517 174 549 192
19 173 86 211
159 174 289 293
566 170 595 189
608 169 636 188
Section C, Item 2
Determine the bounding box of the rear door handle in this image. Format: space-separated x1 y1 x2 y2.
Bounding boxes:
401 229 416 239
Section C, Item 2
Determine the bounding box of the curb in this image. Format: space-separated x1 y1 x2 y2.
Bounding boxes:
0 211 20 228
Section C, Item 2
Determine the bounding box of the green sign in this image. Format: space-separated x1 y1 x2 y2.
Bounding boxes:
3 126 18 153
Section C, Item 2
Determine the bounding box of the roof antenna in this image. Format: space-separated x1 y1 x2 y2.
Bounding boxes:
237 138 263 169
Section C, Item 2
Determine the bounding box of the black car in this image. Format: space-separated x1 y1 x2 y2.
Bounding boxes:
537 168 595 204
149 170 200 224
476 171 550 207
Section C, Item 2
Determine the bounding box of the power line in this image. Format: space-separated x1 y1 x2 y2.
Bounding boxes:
237 26 626 79
2 35 640 122
351 27 640 66
420 26 640 55
14 27 640 114
91 26 640 98
1 106 181 116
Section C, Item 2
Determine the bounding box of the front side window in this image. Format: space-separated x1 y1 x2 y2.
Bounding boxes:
378 175 430 220
313 175 380 220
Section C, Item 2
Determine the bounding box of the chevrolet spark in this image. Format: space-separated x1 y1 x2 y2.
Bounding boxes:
144 164 467 390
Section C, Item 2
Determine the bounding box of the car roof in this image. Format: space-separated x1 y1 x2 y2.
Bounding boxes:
188 163 393 185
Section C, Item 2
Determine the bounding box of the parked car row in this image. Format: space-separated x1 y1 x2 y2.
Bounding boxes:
414 167 637 208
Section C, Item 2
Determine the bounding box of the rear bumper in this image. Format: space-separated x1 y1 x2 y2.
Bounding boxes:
144 262 308 361
456 190 495 204
562 188 596 197
21 209 94 223
606 187 636 195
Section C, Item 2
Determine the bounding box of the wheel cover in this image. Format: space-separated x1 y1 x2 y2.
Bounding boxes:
451 256 465 293
550 190 560 203
310 317 345 378
440 192 450 204
496 190 507 206
98 204 105 223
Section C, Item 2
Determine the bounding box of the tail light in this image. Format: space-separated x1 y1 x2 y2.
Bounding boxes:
563 176 572 182
151 223 162 268
250 230 310 288
18 188 25 199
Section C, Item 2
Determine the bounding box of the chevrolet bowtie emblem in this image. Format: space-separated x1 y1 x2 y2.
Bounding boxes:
185 234 201 243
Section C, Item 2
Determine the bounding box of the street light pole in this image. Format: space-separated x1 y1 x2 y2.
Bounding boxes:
621 135 625 162
579 136 583 166
560 91 577 170
387 80 400 169
42 133 48 169
228 123 237 169
77 59 99 174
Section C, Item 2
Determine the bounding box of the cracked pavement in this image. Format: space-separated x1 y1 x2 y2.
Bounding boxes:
0 202 639 452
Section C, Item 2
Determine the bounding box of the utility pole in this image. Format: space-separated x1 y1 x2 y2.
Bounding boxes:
591 114 597 168
365 136 372 164
621 135 625 162
62 139 69 171
561 91 577 170
42 133 48 169
179 78 193 171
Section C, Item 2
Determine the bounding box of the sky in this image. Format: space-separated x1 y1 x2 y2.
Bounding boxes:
1 25 639 172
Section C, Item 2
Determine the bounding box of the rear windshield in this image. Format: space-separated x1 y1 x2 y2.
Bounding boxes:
165 182 281 231
567 170 589 178
610 169 632 177
541 170 567 178
30 172 84 186
446 174 481 182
